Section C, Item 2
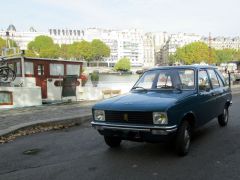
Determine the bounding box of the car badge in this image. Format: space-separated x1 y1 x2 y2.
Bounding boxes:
123 113 128 121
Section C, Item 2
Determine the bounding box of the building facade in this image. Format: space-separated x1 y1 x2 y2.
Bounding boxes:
202 36 240 50
0 25 48 50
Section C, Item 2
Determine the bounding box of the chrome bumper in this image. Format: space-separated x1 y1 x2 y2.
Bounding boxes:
91 121 178 135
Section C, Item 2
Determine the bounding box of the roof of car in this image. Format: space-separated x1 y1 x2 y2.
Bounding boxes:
148 65 217 71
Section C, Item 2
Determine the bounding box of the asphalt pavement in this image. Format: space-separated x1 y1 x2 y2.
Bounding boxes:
0 95 240 180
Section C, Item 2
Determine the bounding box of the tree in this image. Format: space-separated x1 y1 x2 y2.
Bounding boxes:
59 44 71 59
114 57 131 71
233 50 240 61
216 49 235 63
0 37 19 56
174 42 217 64
26 35 60 58
91 39 110 64
0 37 6 50
68 41 93 61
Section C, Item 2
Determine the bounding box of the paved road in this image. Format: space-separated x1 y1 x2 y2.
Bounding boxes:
1 96 240 180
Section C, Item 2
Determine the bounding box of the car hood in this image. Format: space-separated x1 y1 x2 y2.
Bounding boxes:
93 91 195 112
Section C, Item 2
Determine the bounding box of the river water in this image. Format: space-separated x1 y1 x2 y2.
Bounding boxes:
85 74 140 93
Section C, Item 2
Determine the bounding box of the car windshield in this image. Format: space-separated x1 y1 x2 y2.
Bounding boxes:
132 69 195 91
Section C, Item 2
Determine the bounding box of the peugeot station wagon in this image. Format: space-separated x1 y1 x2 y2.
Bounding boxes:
91 65 232 156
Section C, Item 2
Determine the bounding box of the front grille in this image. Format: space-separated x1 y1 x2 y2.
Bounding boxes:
105 111 153 125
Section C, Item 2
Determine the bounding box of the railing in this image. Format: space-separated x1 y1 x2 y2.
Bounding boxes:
0 57 16 83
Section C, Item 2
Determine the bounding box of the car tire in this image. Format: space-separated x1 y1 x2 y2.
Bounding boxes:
218 106 229 127
104 136 122 148
175 121 191 156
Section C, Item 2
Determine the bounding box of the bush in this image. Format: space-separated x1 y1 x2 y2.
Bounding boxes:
90 71 99 87
114 58 131 71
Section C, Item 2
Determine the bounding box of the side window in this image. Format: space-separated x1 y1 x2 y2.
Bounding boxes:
208 69 220 89
216 73 224 87
215 69 226 86
198 70 211 91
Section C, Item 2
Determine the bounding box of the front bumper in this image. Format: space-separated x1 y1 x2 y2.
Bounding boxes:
91 121 178 136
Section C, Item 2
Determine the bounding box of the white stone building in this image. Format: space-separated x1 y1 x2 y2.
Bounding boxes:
0 25 48 50
168 33 202 54
202 36 240 50
48 28 85 44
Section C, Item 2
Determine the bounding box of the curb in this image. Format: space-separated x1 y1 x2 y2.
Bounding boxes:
0 114 92 137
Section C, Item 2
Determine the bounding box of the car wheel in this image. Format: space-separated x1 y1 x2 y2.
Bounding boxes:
218 106 229 127
104 136 122 148
175 121 191 156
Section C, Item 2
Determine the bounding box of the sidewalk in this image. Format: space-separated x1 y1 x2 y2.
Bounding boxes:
0 85 240 137
0 101 97 137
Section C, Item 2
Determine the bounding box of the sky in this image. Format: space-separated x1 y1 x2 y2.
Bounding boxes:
1 0 239 37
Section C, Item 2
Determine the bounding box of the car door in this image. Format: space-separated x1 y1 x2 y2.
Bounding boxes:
196 69 215 126
214 69 228 116
207 69 223 117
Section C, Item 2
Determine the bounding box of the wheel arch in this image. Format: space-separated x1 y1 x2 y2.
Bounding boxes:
180 111 196 129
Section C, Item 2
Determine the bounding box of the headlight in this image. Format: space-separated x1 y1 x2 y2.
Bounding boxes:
153 112 168 124
94 110 105 121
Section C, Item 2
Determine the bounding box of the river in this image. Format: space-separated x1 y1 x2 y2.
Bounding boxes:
85 74 140 93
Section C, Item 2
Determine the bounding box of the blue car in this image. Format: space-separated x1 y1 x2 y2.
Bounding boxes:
91 65 232 156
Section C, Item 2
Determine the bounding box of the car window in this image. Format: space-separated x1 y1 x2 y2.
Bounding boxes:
208 69 220 89
178 69 195 90
134 70 174 90
215 69 227 86
198 70 211 91
156 73 173 89
216 72 224 87
137 71 156 89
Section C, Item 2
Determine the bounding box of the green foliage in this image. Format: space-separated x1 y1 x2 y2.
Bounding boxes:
73 41 93 61
62 39 110 62
0 37 19 56
233 50 240 61
0 37 6 50
91 39 110 61
59 44 71 59
90 71 100 82
26 35 60 58
215 49 235 63
114 57 131 71
174 42 217 64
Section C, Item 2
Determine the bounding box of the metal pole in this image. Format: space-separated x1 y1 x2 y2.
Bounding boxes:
20 50 25 86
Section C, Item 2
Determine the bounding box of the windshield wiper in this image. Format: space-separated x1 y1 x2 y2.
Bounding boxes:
131 86 147 91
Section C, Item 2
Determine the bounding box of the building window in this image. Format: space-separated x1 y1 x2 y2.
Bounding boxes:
0 91 13 105
66 64 80 76
50 63 64 76
8 62 21 75
16 62 21 75
24 62 34 75
37 65 44 76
